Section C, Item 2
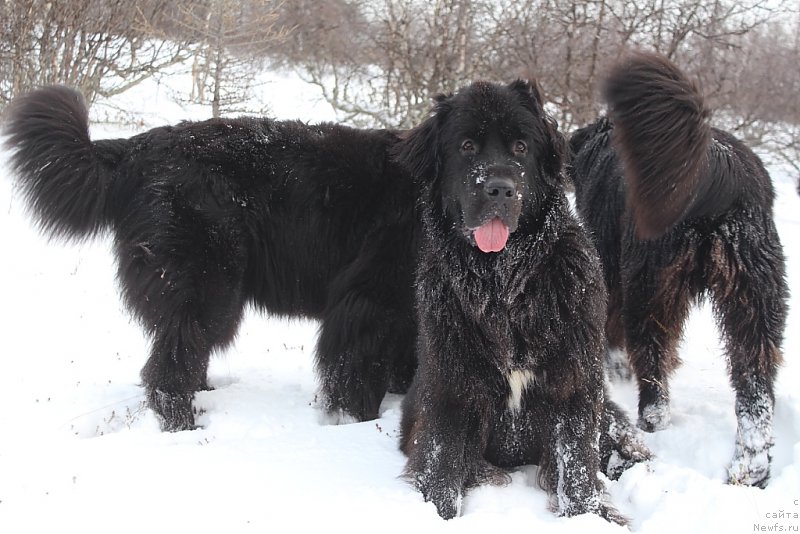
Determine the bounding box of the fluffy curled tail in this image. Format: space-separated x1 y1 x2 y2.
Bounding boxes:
3 85 125 240
604 52 711 239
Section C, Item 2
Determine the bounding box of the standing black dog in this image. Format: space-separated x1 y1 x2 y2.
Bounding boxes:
3 86 418 431
570 52 788 487
396 80 650 523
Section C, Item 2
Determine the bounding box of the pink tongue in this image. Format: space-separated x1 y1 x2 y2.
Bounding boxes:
474 218 510 253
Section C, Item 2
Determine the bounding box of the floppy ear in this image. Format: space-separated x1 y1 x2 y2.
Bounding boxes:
508 78 545 112
395 94 451 182
508 79 566 180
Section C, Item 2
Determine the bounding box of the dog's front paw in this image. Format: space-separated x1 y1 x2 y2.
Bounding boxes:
405 466 465 520
555 496 627 526
594 502 628 526
603 428 652 480
421 480 464 520
601 400 653 480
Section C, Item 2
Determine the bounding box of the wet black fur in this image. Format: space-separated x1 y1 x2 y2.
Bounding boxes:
3 85 418 431
570 52 788 487
396 80 649 523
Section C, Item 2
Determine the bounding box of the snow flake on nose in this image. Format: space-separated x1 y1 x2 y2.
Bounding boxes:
469 161 489 185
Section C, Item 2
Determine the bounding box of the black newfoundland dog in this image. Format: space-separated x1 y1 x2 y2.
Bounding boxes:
570 52 788 487
395 80 649 523
3 86 418 431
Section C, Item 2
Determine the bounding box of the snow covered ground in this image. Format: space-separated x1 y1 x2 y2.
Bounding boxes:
0 72 798 533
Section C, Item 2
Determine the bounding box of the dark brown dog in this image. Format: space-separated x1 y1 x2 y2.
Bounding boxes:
570 52 788 487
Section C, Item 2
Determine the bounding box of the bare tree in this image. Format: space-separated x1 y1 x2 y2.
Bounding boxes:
289 0 790 135
717 18 800 182
3 0 795 175
296 0 482 129
175 0 289 117
539 0 615 129
0 0 189 107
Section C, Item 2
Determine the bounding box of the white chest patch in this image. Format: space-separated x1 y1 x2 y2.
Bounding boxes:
506 369 536 414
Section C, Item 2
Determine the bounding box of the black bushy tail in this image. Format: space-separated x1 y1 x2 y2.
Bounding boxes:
604 52 711 239
2 86 125 240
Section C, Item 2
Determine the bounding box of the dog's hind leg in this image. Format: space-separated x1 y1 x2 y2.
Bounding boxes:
117 227 246 432
140 290 245 431
140 288 245 431
706 226 787 487
142 318 223 432
622 237 695 432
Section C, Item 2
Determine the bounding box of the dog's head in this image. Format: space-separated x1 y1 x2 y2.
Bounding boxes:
396 80 565 253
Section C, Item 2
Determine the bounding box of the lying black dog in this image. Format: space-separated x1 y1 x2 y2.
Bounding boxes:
3 86 418 431
396 80 649 523
570 52 788 487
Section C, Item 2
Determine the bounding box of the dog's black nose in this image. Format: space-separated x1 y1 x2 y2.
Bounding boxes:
484 176 516 200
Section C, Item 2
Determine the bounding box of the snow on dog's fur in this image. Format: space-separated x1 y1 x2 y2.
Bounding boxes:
570 52 788 488
396 80 650 523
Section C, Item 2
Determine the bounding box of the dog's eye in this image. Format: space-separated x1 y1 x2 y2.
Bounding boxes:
513 140 528 155
461 140 476 154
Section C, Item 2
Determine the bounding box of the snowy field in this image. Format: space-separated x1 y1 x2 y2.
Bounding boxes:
0 72 798 533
